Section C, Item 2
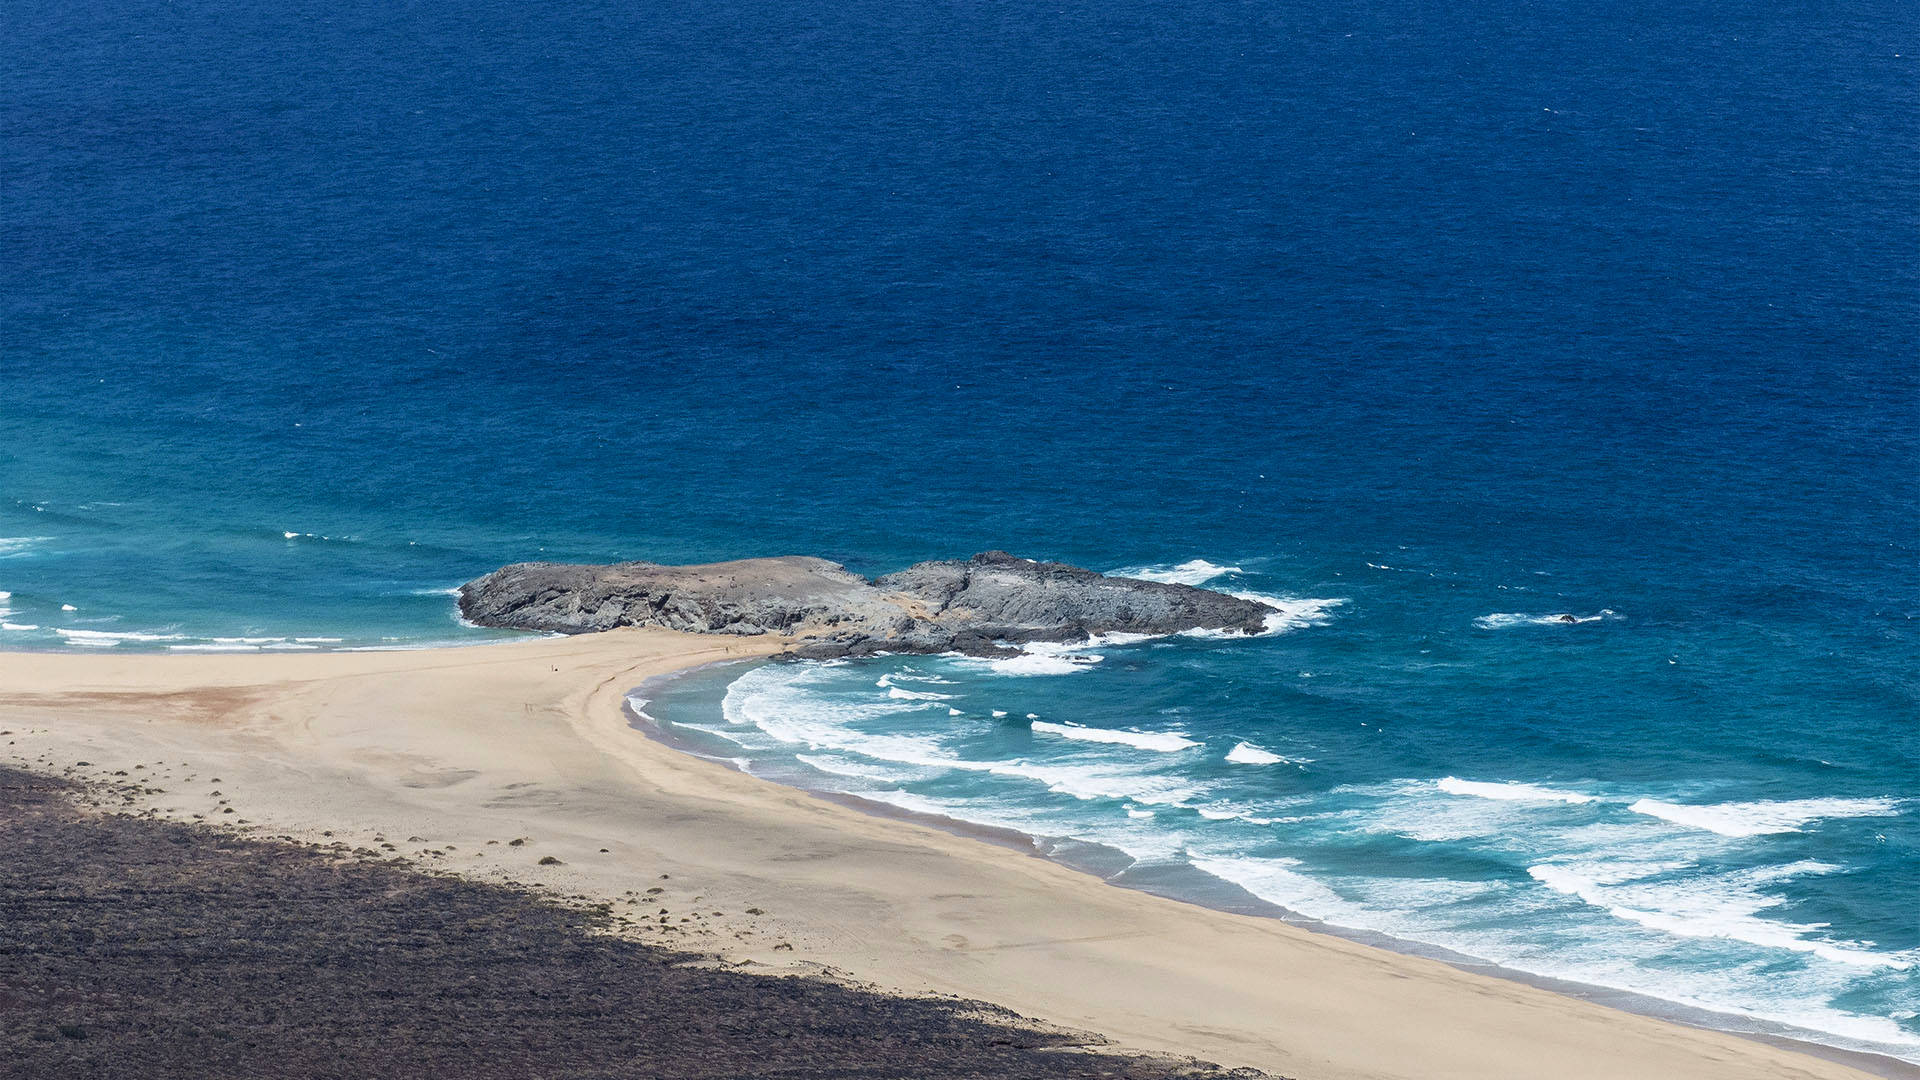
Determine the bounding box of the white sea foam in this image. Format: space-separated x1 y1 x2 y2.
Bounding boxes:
795 753 945 785
885 686 952 701
991 709 1008 718
1234 592 1348 635
724 670 958 765
1031 720 1198 753
857 787 978 821
1192 846 1920 1058
1628 797 1901 837
170 643 262 652
947 707 963 716
161 636 324 652
1528 860 1913 970
1171 594 1347 638
1438 777 1597 804
2 622 39 631
1110 562 1345 637
1188 854 1353 921
989 651 1102 676
724 664 1205 806
980 759 1200 805
60 604 77 612
699 658 1920 1062
1474 610 1615 629
957 631 1168 677
55 628 185 646
1112 559 1245 586
886 669 955 685
1225 741 1285 765
0 538 51 557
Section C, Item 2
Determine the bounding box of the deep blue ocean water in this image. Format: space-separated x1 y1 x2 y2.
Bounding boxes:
4 0 1915 1063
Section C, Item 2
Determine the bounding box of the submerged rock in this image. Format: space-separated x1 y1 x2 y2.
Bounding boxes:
457 551 1274 658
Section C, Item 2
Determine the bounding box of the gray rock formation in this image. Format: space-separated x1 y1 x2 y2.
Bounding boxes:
457 551 1275 658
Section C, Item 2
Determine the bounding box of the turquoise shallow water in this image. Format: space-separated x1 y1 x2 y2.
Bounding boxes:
3 0 1915 1063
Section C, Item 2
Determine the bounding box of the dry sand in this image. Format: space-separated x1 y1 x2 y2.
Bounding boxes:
0 630 1890 1080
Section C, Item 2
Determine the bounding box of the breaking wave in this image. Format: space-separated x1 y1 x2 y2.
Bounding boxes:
1031 720 1198 753
1438 777 1597 804
1628 797 1902 838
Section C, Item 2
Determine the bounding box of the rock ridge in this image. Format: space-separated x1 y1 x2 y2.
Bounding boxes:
457 551 1274 659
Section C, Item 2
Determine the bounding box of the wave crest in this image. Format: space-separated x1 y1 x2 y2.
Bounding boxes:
1438 777 1596 804
1628 797 1901 837
1031 720 1198 753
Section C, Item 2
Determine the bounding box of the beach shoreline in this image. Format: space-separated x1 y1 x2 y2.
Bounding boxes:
625 660 1919 1080
0 631 1902 1080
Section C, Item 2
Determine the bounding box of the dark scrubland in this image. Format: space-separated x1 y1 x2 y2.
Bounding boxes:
0 766 1269 1080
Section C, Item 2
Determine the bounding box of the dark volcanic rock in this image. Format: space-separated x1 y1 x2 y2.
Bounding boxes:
458 552 1275 657
877 551 1271 642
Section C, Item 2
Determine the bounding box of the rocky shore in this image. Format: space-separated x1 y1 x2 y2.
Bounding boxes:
458 551 1274 658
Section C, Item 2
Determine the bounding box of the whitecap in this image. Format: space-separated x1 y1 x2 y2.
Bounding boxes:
1188 854 1353 922
1225 741 1286 765
2 622 38 631
1438 777 1597 804
977 759 1201 805
885 686 952 701
1527 860 1913 970
169 643 262 652
991 710 1009 718
1474 611 1615 629
886 669 956 685
1031 720 1198 753
0 537 51 557
1111 562 1345 636
989 652 1102 676
1628 797 1901 837
794 753 946 785
1111 559 1245 586
55 628 185 645
1235 592 1348 635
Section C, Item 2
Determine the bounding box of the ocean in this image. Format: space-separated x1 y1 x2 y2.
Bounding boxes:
3 0 1915 1064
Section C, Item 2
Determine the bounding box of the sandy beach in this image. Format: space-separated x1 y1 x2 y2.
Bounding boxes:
0 630 1891 1080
